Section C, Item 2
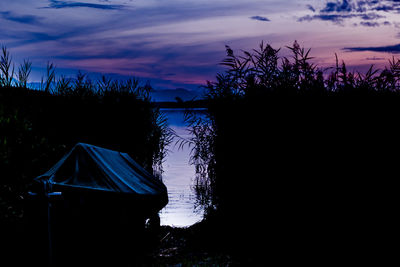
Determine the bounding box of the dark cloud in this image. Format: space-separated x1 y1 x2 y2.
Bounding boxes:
307 5 316 12
360 12 384 20
343 43 400 53
0 11 41 24
26 31 80 43
366 56 385 60
321 0 352 13
360 21 380 27
298 14 357 24
250 16 270 22
320 0 400 14
47 0 124 10
0 30 83 49
298 0 400 27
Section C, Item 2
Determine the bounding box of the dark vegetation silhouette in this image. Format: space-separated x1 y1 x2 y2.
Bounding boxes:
185 41 398 264
1 40 398 265
0 46 173 265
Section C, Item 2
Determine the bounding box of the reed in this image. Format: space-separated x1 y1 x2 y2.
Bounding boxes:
0 46 14 87
0 46 172 223
190 40 400 213
17 60 32 88
185 41 400 260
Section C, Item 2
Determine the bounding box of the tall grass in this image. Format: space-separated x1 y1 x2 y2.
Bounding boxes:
191 41 400 212
187 41 400 259
17 60 32 88
0 46 14 87
0 46 173 223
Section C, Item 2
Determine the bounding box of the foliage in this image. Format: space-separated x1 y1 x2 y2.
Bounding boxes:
0 46 173 222
188 42 400 259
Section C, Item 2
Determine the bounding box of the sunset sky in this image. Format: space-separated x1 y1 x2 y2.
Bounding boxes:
1 0 400 90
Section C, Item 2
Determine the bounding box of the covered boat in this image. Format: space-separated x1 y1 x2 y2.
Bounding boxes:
35 142 168 213
30 143 168 265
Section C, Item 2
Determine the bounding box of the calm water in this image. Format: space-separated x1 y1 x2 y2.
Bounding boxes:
159 108 205 227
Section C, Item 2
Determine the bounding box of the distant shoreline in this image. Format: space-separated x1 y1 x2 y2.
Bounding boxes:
153 100 207 109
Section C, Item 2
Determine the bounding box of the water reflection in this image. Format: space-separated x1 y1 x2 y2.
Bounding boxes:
159 108 205 227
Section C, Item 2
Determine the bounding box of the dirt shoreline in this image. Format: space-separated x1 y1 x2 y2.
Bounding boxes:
147 224 241 266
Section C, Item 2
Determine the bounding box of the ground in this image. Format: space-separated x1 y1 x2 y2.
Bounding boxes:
144 223 250 267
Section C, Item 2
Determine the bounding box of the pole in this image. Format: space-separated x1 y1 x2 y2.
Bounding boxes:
47 195 53 267
44 182 53 267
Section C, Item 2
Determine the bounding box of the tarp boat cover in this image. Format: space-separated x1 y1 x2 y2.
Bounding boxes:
35 143 168 212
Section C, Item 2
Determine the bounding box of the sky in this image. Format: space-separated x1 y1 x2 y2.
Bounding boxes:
1 0 400 90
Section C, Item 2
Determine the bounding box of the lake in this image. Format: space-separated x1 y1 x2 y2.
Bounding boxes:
159 108 206 227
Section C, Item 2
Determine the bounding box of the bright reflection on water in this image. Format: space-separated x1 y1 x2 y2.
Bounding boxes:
159 108 205 227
